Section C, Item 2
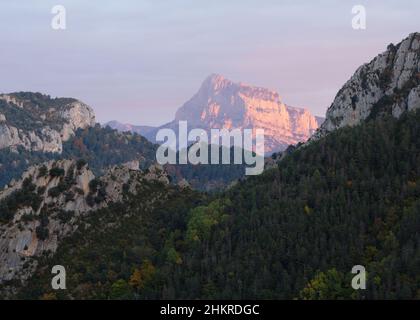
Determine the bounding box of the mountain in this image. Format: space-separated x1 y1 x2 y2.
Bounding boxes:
0 92 247 191
0 93 160 187
11 107 420 300
0 158 173 295
0 92 95 153
3 33 420 300
108 74 324 154
314 32 420 139
103 120 156 137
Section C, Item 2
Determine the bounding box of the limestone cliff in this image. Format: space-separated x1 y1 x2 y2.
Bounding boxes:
174 74 322 153
0 92 95 153
108 74 323 154
0 158 169 293
313 32 420 139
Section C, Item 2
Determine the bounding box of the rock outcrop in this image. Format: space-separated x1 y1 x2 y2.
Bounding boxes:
313 32 420 139
0 158 170 292
108 74 323 154
174 74 322 153
0 93 95 153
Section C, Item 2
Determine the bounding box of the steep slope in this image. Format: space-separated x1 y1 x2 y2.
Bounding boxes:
0 158 171 296
0 92 95 153
110 74 323 154
314 32 420 139
0 125 159 189
0 92 159 188
0 93 246 191
9 33 420 300
13 110 420 300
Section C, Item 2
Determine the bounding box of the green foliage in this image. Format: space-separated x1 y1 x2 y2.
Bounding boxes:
76 159 87 170
0 124 158 188
49 167 65 177
0 92 76 131
18 182 205 299
299 269 354 300
62 125 157 176
0 177 42 223
0 123 245 192
166 145 249 191
11 110 420 300
38 165 48 178
109 279 132 300
186 199 230 243
35 212 49 241
0 147 59 188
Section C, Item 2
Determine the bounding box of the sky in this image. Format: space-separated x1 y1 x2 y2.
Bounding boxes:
0 0 419 125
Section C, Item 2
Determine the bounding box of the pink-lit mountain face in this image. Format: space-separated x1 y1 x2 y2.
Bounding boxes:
172 74 323 154
107 74 323 154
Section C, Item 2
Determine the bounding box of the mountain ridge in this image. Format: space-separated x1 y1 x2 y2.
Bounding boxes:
0 92 95 153
2 33 420 300
107 74 324 154
313 32 420 140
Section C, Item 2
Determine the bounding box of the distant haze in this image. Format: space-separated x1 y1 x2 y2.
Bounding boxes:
0 0 419 125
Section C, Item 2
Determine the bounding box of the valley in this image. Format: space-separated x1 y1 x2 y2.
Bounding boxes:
1 32 420 300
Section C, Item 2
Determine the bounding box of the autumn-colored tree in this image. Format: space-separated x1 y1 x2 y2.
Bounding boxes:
129 259 156 291
129 268 143 290
299 269 353 300
40 292 57 300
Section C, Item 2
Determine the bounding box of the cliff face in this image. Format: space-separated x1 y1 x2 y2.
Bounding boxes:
0 93 95 153
167 74 322 154
0 159 169 293
107 75 323 154
313 33 420 139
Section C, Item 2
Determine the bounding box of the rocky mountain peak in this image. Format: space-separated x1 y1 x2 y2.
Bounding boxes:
201 73 233 91
0 92 96 153
171 74 322 153
107 75 323 154
197 73 282 104
313 32 420 140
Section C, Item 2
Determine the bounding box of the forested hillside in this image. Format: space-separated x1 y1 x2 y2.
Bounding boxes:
0 125 157 187
0 91 259 191
15 110 420 299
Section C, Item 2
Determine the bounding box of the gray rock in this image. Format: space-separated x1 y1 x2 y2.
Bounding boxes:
0 158 171 290
0 94 96 153
312 32 420 140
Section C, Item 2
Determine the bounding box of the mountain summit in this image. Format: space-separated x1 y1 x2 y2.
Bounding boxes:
0 92 95 153
109 74 323 154
313 32 420 140
173 74 323 153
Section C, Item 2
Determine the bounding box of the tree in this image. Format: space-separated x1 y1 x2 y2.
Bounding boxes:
129 269 143 290
299 269 352 300
109 279 132 300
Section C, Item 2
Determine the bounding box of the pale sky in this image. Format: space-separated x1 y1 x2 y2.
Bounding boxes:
0 0 419 125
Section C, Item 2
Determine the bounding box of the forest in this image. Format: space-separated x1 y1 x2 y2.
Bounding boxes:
13 110 420 300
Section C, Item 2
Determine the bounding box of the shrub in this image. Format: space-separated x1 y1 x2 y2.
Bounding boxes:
49 167 65 177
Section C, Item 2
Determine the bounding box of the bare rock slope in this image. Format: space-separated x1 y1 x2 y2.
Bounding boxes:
0 92 95 153
313 32 420 139
0 159 169 292
109 74 323 154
